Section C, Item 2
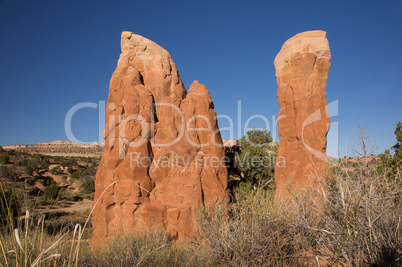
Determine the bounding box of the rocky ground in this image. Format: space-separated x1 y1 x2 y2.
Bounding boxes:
0 147 99 237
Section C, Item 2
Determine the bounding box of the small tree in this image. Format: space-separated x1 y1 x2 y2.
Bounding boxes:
44 184 59 200
17 158 29 167
235 129 276 189
377 122 402 177
81 180 95 194
0 154 9 165
71 171 81 180
43 177 56 187
392 122 402 158
25 163 38 175
41 160 50 170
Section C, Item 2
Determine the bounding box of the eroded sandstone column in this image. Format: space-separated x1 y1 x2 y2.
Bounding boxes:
274 30 331 199
90 32 228 248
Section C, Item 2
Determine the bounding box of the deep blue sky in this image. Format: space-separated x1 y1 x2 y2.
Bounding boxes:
0 0 401 157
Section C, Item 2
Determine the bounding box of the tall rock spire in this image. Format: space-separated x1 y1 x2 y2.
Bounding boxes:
90 32 228 248
274 30 331 198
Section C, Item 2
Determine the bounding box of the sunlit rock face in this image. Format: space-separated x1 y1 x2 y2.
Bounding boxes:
274 30 331 199
90 32 228 249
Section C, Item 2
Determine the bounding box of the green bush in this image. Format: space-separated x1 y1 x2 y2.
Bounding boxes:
377 122 402 178
235 129 276 189
44 184 59 200
61 158 76 168
71 171 80 179
25 163 38 175
80 167 96 181
41 160 50 170
17 158 29 166
43 177 56 187
0 154 9 165
81 180 95 194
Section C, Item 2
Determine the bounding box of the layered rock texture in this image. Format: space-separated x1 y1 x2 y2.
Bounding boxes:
274 30 331 198
90 32 228 248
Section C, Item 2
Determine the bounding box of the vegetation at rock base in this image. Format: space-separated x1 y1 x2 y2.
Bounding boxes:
0 125 401 266
234 128 277 191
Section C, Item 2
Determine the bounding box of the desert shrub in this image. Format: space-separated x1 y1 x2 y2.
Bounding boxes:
81 179 95 194
392 121 402 158
198 130 402 266
224 142 240 171
235 128 276 189
0 166 18 181
80 167 97 182
0 145 2 152
0 153 9 164
71 171 80 179
318 162 402 266
43 177 56 187
61 158 76 168
41 160 50 170
44 184 59 200
50 166 62 175
17 158 29 166
303 131 402 266
25 162 38 175
33 153 43 159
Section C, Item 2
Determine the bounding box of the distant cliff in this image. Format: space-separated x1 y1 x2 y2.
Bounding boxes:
2 141 104 157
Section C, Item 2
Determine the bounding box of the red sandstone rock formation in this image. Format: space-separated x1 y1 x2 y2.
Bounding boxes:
274 30 331 199
90 32 228 248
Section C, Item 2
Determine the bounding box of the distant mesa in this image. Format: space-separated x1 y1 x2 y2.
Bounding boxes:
90 32 229 249
274 30 331 198
2 141 104 157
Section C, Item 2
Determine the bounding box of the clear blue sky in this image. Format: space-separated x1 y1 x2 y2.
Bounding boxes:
0 0 401 158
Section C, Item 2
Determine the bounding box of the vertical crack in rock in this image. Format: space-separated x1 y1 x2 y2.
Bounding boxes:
274 30 331 199
91 32 229 249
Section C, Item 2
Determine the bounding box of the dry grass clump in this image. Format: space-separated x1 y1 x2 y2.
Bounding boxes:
196 138 401 266
0 210 72 266
196 186 324 266
317 156 402 266
78 230 201 267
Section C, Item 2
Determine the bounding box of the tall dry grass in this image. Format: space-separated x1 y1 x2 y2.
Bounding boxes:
195 135 401 266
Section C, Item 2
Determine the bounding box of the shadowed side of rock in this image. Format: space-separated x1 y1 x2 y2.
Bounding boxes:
274 30 331 199
90 32 228 249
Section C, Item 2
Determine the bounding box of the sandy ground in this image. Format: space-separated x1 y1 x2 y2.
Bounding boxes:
44 199 93 213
